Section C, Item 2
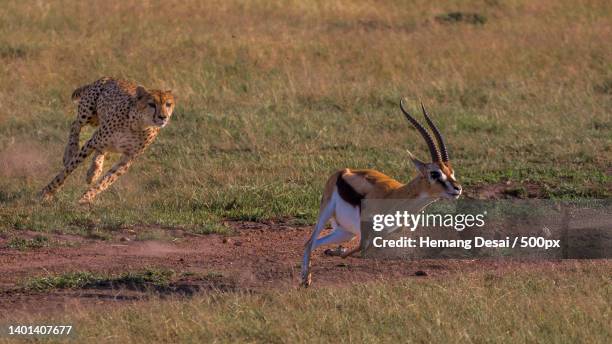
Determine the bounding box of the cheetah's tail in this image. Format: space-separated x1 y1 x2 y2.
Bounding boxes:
71 85 90 103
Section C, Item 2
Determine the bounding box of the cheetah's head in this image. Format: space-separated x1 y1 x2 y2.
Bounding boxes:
136 86 175 128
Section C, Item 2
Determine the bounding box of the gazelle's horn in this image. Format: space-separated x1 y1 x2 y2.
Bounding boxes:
399 99 441 162
420 102 449 162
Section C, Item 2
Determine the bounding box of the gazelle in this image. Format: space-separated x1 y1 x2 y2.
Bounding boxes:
301 99 462 287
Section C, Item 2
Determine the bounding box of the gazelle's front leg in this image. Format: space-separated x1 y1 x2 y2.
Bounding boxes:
78 154 134 204
41 138 96 201
86 151 106 185
302 228 356 285
340 225 402 258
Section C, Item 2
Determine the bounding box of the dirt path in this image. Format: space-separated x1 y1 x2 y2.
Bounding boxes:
0 221 608 317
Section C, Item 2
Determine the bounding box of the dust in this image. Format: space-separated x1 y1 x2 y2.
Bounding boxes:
0 139 53 178
134 241 187 257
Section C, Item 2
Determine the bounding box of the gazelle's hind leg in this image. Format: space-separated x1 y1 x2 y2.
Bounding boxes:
86 151 105 185
321 230 355 256
63 103 96 168
312 220 356 256
301 196 336 287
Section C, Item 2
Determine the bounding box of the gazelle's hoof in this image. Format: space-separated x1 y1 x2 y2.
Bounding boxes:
324 246 347 257
300 273 312 288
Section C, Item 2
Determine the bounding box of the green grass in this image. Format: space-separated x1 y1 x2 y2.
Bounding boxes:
4 264 610 343
6 235 49 250
0 0 610 235
0 3 608 342
22 269 175 292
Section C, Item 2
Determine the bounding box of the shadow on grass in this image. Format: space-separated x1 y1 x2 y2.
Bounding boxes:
21 269 240 297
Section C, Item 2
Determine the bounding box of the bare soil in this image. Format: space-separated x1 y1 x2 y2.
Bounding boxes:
0 220 609 318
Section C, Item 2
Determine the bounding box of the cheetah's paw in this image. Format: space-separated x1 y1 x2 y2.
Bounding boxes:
39 190 54 203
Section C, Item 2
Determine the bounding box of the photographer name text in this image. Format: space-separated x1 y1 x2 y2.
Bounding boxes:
372 236 561 250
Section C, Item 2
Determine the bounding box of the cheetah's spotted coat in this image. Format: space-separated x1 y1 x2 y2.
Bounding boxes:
41 77 175 204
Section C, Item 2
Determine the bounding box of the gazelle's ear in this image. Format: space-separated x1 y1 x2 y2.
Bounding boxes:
407 150 428 176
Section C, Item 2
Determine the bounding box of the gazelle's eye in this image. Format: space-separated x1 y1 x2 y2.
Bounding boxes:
148 102 156 108
430 171 441 179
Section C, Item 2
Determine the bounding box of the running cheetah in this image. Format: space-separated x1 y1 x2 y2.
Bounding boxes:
41 77 175 204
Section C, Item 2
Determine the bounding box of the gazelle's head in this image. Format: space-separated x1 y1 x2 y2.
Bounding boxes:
400 99 462 199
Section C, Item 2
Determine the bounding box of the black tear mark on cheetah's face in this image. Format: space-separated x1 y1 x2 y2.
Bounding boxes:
135 86 175 128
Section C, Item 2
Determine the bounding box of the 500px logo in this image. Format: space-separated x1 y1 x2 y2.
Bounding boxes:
371 211 487 232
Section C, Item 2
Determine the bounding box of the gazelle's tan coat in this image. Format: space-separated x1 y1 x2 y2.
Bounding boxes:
301 100 462 287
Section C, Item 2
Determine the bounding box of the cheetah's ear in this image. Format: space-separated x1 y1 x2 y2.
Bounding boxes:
136 86 148 100
165 90 176 101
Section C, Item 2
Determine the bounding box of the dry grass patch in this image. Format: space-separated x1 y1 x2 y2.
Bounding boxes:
2 262 609 343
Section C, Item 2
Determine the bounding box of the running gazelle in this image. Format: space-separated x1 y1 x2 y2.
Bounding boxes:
301 99 462 287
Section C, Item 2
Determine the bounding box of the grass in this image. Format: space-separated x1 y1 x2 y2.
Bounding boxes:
6 235 49 250
134 228 172 242
0 3 608 342
435 11 487 25
3 264 610 343
0 0 610 235
22 269 175 292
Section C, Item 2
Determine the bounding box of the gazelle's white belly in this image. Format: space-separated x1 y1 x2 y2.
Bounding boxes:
332 192 361 236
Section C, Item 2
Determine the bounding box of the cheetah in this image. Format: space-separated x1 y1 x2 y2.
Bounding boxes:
41 77 175 204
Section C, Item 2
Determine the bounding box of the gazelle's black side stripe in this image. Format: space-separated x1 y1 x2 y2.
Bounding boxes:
336 173 364 207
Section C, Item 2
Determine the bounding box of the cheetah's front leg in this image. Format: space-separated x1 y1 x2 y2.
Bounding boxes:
78 154 134 204
86 151 106 185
